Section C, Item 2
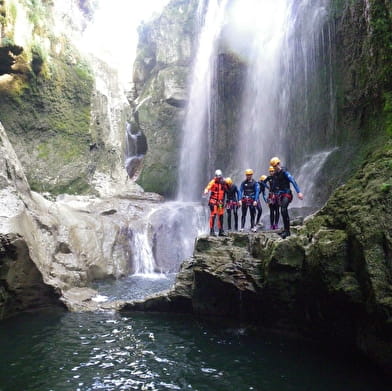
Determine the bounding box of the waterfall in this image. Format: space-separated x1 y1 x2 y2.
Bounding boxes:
124 121 147 180
177 0 334 208
132 231 156 276
233 0 292 171
177 0 229 201
233 0 333 176
291 148 337 208
129 202 208 276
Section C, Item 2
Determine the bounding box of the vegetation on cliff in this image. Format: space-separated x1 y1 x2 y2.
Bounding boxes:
0 0 95 194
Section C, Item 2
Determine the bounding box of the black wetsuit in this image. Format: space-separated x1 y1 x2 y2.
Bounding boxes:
266 174 280 228
273 168 301 233
239 178 260 230
256 180 267 225
225 184 240 230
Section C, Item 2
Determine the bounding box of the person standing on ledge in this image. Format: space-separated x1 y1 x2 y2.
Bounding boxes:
224 177 240 231
255 175 268 228
269 157 304 239
266 165 280 230
204 169 228 236
238 169 260 232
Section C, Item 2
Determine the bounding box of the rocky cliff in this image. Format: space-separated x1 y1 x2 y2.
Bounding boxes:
0 0 130 196
0 121 163 316
130 0 199 197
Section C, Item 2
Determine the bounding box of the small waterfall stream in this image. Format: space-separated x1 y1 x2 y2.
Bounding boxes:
124 121 147 180
291 148 337 208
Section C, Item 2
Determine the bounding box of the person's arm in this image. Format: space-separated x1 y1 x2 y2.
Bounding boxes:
235 186 241 202
238 182 244 199
253 182 260 205
238 182 244 205
284 171 303 199
203 179 214 194
261 184 268 203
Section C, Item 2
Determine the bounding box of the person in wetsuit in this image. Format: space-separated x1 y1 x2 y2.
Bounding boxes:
224 177 240 231
266 165 280 230
204 169 228 236
238 169 260 232
270 157 304 239
255 175 268 228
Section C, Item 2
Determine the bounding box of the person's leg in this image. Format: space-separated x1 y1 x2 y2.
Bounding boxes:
274 205 280 227
227 208 232 230
218 213 223 229
279 197 291 237
209 204 216 235
234 207 239 231
256 203 262 225
269 204 274 228
241 204 247 230
218 207 226 236
250 204 256 229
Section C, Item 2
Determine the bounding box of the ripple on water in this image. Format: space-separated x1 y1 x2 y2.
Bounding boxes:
0 310 390 391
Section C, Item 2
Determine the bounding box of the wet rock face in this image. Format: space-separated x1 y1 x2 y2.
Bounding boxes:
1 121 165 317
0 234 64 319
130 0 199 197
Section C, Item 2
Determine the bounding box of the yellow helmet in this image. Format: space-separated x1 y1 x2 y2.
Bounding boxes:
269 166 275 173
245 169 254 175
259 175 267 181
225 177 233 186
270 157 280 167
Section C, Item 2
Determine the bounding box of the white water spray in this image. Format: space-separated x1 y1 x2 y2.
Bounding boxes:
234 0 332 174
291 148 337 208
177 0 229 201
132 230 156 276
130 202 208 276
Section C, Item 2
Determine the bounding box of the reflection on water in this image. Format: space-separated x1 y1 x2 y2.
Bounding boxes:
0 310 390 391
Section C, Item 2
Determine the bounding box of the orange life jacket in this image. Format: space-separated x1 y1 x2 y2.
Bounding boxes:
205 178 226 203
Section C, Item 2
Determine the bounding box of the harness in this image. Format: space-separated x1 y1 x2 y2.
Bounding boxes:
226 200 238 210
274 189 293 205
242 197 254 206
209 180 226 206
268 193 278 205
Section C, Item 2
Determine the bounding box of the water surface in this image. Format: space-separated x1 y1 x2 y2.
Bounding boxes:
0 310 389 391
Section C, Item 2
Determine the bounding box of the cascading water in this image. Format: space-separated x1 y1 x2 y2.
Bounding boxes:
232 0 292 170
232 0 334 177
291 148 337 208
130 202 207 276
178 0 335 211
124 121 147 179
177 0 229 201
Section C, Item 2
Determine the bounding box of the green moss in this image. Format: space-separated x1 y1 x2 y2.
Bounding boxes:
37 142 49 159
31 43 46 75
0 32 94 195
30 176 91 196
369 1 392 87
384 92 392 136
380 182 391 193
23 0 48 35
